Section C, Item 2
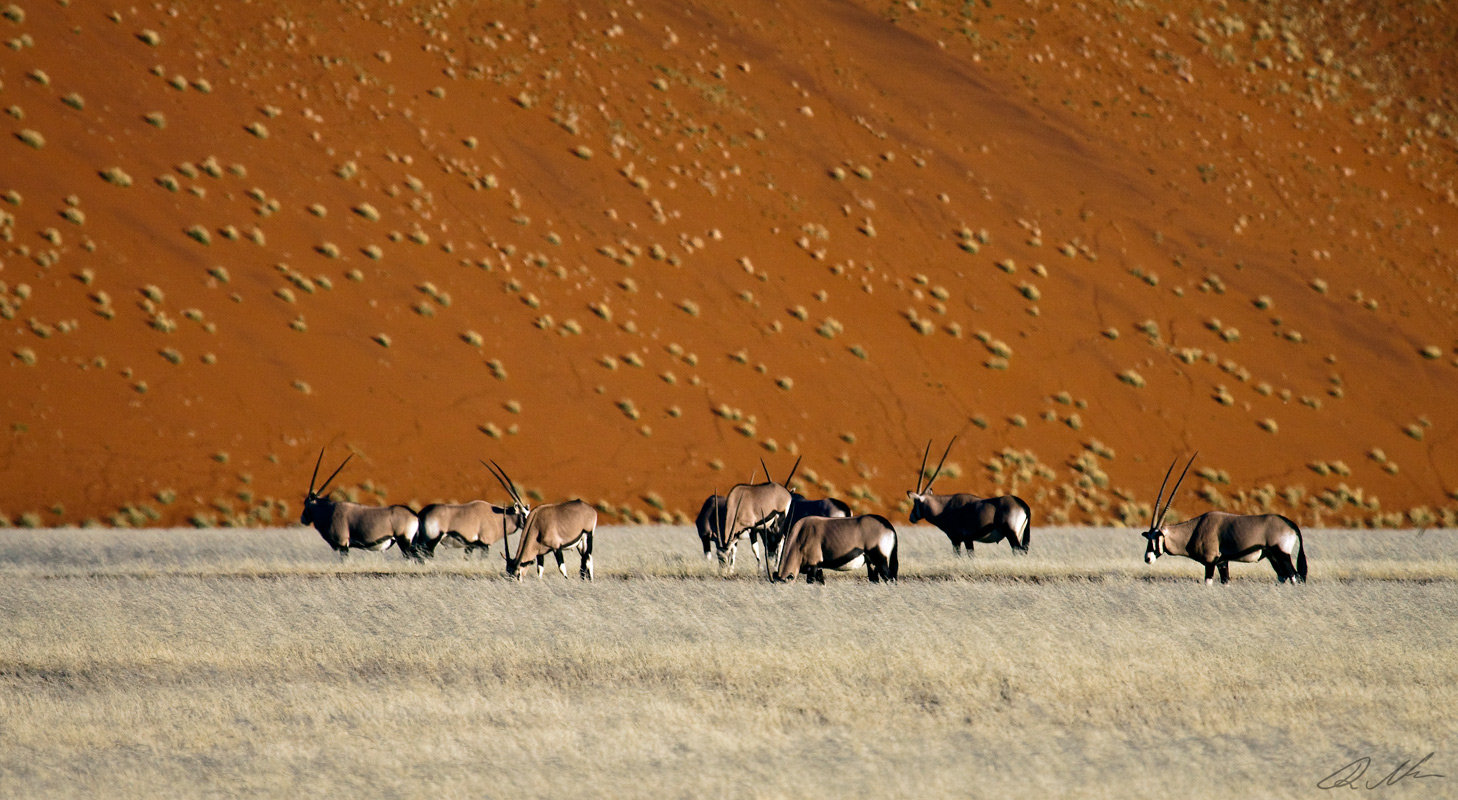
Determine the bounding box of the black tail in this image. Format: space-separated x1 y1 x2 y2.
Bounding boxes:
1294 523 1307 583
888 530 899 582
1019 499 1032 551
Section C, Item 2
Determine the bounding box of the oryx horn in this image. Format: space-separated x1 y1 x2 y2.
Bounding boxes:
1156 452 1198 527
924 436 957 493
1149 458 1178 527
759 458 773 486
315 451 353 498
308 448 326 495
784 455 802 489
481 459 511 500
915 441 931 493
485 459 524 506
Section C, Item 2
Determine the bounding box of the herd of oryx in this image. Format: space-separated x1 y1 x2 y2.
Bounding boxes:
300 438 1308 586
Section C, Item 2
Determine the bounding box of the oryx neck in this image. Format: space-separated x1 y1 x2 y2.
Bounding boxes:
1157 520 1196 556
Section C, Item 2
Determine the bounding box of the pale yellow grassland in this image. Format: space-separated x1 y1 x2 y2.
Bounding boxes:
0 526 1454 799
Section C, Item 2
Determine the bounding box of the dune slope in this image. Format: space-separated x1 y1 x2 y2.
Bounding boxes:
1 0 1454 528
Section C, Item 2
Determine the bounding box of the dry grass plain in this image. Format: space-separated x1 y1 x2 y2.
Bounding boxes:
1 525 1455 798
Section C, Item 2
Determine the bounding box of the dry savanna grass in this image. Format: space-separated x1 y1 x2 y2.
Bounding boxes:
0 526 1455 798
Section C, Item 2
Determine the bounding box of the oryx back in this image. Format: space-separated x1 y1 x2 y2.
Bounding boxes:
308 499 420 556
777 514 898 584
417 500 519 557
694 495 728 560
1141 455 1307 584
788 494 851 525
511 500 598 580
719 481 792 574
914 493 1031 555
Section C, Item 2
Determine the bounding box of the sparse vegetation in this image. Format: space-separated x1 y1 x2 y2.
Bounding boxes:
16 129 44 149
101 167 133 187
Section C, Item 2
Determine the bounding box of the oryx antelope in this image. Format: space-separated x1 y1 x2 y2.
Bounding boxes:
693 493 727 561
906 438 1031 556
505 499 598 581
300 449 420 560
414 460 528 559
719 457 801 576
775 514 899 584
1142 454 1308 584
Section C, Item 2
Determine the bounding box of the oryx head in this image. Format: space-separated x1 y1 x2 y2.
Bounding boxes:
301 448 352 525
1143 452 1196 563
484 460 529 579
906 437 955 523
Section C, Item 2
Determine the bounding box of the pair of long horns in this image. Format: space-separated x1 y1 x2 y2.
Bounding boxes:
916 437 957 494
757 456 802 489
1150 452 1198 530
481 459 524 508
308 448 353 498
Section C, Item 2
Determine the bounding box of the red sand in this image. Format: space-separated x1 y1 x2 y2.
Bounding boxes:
1 0 1454 529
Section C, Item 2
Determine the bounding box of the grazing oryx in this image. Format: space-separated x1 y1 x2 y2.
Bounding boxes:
1142 454 1308 585
775 514 899 584
693 493 728 561
719 457 801 576
906 438 1031 556
787 493 852 525
414 460 528 559
300 449 420 560
505 499 598 581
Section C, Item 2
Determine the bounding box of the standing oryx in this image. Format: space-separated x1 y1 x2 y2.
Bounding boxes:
1142 454 1308 584
906 438 1031 556
693 493 728 561
505 499 598 581
415 460 528 559
300 448 421 560
719 457 801 576
775 514 899 584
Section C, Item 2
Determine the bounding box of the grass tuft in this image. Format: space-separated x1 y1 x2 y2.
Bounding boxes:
101 167 133 187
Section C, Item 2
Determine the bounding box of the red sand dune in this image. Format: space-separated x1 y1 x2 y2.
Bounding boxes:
1 0 1454 529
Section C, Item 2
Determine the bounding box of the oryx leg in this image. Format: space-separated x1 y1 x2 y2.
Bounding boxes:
952 541 963 557
1268 548 1295 583
750 530 765 570
1204 563 1217 585
396 535 421 561
535 554 546 579
552 550 568 579
580 533 594 581
1218 563 1230 584
868 562 881 584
